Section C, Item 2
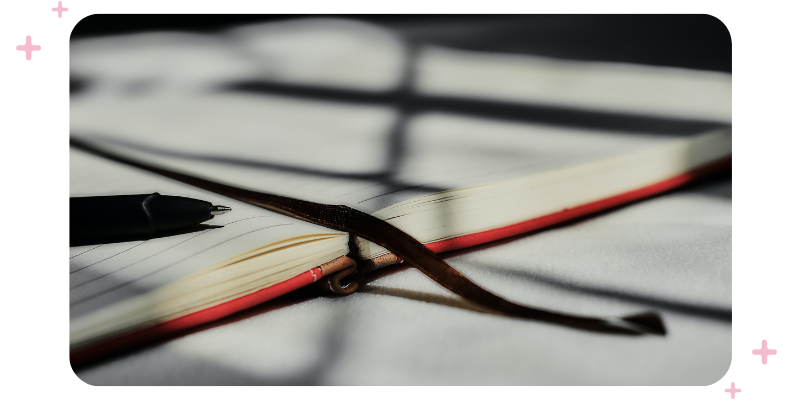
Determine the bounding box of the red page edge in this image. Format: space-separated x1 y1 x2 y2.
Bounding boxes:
70 156 731 367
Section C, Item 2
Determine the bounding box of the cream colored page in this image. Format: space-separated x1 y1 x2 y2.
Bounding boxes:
70 149 345 319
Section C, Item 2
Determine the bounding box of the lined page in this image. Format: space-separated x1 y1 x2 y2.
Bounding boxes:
70 149 346 319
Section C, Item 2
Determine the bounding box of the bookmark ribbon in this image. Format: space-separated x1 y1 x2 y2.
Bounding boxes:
71 137 666 336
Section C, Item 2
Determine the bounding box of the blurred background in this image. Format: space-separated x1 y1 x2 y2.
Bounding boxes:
71 15 731 71
70 15 731 385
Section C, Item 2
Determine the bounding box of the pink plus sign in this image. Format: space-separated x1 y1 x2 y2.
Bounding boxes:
725 382 741 399
16 36 41 61
52 1 68 18
752 339 777 364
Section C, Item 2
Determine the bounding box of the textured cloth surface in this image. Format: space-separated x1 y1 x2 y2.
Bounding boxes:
74 175 731 385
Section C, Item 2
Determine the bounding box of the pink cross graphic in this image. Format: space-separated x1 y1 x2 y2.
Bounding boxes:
16 36 41 61
752 339 777 364
725 382 741 399
52 1 68 18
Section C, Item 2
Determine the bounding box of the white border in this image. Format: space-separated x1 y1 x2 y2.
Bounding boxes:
3 1 795 398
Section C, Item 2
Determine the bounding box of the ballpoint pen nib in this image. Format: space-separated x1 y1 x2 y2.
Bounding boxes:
210 205 232 215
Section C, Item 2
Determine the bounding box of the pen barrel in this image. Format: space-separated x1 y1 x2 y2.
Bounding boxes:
70 193 214 244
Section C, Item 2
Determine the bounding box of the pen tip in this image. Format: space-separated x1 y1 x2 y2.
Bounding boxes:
620 312 667 336
210 205 232 215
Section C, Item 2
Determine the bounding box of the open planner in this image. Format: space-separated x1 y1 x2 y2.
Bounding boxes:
69 18 732 363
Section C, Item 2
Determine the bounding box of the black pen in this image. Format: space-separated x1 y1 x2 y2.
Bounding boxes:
70 193 231 245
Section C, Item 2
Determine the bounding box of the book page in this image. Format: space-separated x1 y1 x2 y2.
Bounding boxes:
70 149 347 320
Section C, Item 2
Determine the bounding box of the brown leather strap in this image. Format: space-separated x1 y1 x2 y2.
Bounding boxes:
71 137 666 336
